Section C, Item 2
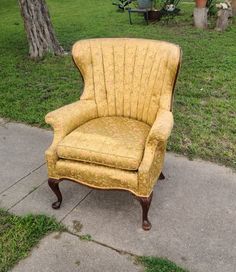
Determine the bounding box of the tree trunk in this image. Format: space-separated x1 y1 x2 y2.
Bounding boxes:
18 0 64 59
193 7 208 29
215 9 232 31
232 0 236 16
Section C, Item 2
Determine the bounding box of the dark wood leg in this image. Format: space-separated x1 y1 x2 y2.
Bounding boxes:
48 178 62 209
137 191 153 231
159 172 165 180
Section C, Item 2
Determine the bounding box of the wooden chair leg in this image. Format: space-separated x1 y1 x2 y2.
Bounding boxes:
48 178 62 209
137 191 153 231
159 172 165 180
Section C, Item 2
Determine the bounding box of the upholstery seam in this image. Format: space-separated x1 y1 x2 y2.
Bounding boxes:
112 44 117 116
141 47 158 122
130 44 137 119
136 44 149 121
100 42 108 113
146 48 163 123
122 42 126 116
57 144 142 161
56 156 139 171
89 40 99 116
159 50 172 109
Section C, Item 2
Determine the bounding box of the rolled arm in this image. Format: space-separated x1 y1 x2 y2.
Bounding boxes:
45 99 98 138
138 109 174 196
147 109 174 144
45 99 97 178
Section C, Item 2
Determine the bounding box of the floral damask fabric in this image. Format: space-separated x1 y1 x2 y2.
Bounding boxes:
56 159 138 194
45 100 98 178
57 116 150 171
72 38 180 124
45 38 181 197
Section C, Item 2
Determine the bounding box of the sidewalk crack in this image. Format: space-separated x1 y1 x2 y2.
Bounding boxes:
66 230 140 258
60 190 93 222
7 179 47 211
0 162 46 195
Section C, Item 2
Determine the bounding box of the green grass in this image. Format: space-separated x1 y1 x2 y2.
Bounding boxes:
0 0 235 168
138 256 188 272
0 209 63 272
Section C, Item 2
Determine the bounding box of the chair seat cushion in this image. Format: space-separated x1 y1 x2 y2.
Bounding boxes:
57 117 150 171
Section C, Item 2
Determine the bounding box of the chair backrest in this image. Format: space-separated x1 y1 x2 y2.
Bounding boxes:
72 38 181 125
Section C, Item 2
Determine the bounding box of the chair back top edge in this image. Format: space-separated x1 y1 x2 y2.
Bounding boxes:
72 37 181 58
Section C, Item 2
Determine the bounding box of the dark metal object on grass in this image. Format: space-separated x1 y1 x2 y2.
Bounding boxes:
112 0 133 10
127 0 181 24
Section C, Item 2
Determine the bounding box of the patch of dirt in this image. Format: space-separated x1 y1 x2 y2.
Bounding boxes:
73 220 83 233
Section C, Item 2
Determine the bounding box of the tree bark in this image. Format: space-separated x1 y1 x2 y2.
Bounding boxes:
232 0 236 16
193 7 208 29
215 9 232 31
18 0 64 59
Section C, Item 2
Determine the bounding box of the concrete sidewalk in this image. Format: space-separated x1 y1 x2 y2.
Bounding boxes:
0 118 236 272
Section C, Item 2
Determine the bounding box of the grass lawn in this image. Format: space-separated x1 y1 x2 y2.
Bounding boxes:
0 0 235 170
0 209 63 272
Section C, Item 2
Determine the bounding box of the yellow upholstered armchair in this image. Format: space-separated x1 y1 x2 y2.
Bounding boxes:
45 38 181 230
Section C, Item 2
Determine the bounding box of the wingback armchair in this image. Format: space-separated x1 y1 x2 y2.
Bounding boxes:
45 38 181 230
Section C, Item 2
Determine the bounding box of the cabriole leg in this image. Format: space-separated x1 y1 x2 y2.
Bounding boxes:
137 192 153 231
48 178 62 209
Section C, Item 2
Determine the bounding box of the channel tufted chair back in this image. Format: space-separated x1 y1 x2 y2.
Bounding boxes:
45 38 181 231
72 38 180 125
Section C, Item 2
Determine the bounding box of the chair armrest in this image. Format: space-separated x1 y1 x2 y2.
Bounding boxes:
140 109 173 172
147 109 174 143
45 99 98 139
45 99 98 178
137 109 173 195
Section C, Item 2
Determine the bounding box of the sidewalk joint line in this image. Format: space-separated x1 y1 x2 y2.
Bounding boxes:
66 230 139 258
0 162 46 195
7 179 47 212
60 190 93 223
32 162 46 173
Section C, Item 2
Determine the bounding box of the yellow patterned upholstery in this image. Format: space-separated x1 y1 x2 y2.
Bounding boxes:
57 117 150 171
45 38 181 197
